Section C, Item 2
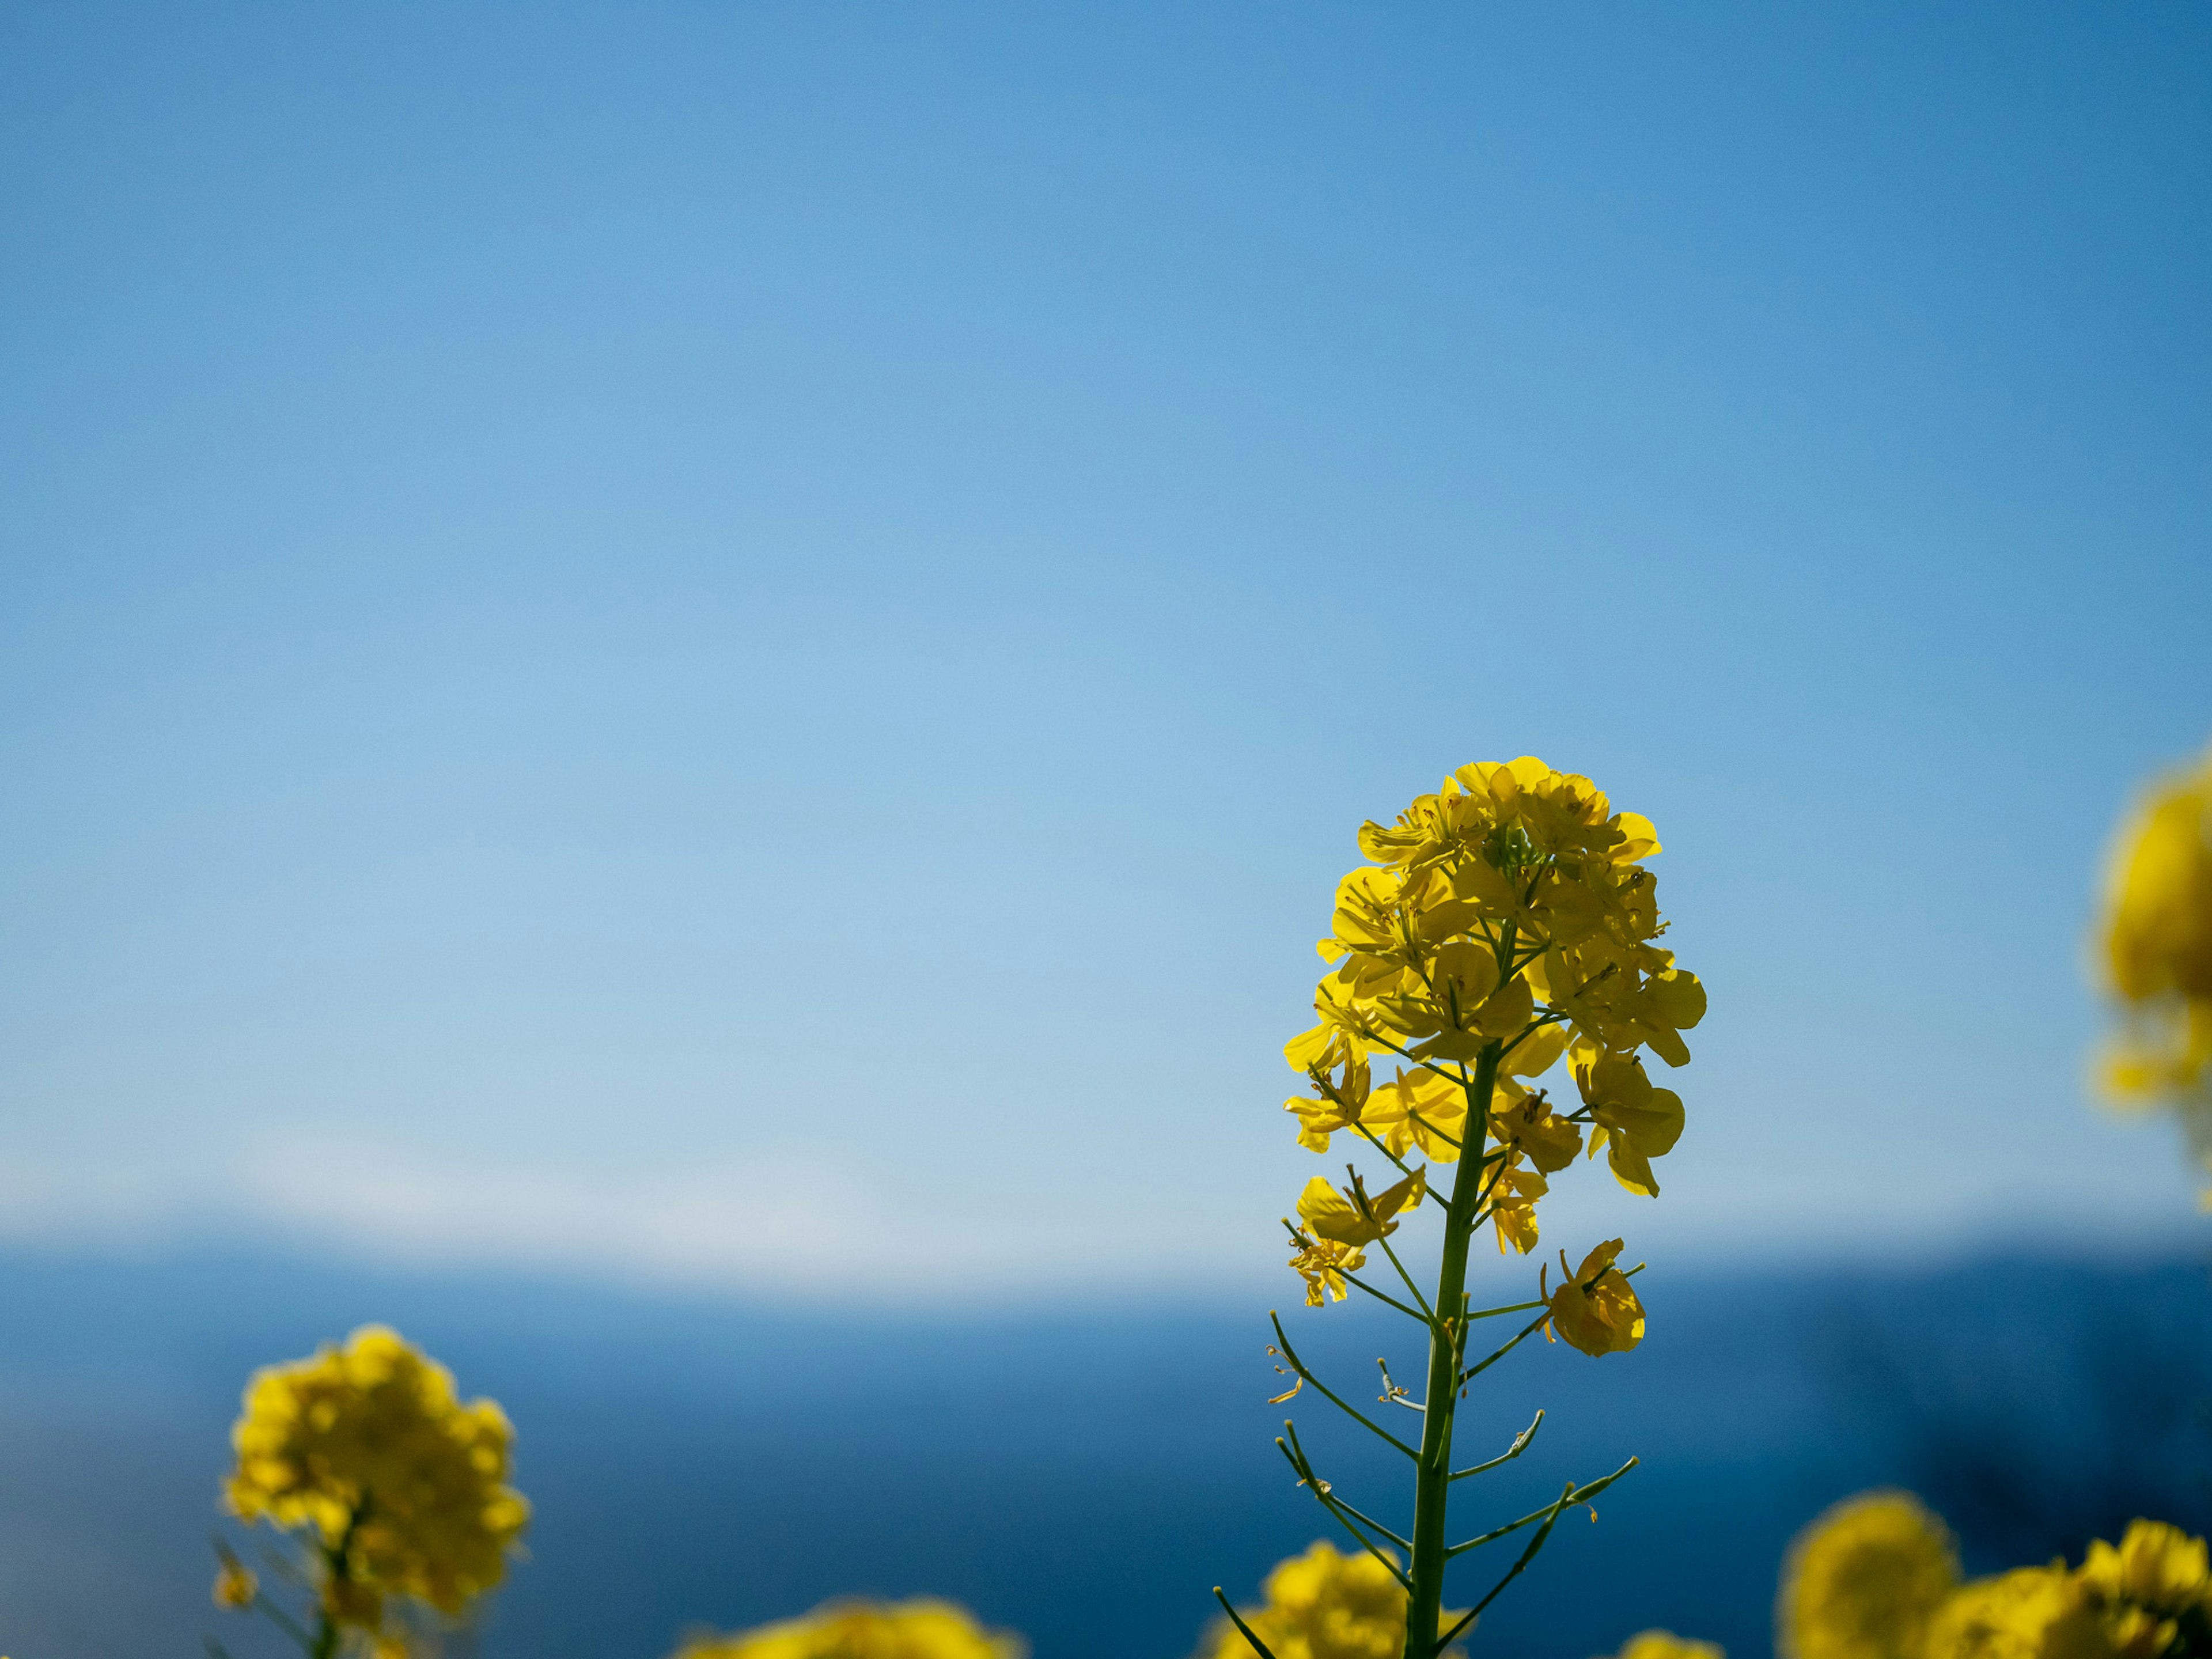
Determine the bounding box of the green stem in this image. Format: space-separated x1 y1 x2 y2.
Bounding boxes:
1401 1038 1498 1659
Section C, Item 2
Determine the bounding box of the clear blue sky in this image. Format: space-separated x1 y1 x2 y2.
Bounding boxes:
4 3 2208 1305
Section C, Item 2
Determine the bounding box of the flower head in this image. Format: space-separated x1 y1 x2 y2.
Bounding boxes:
1545 1240 1646 1356
1779 1490 1960 1659
1922 1565 2114 1659
675 1599 1024 1659
1284 760 1700 1268
226 1325 529 1632
1205 1541 1457 1659
2080 1520 2211 1616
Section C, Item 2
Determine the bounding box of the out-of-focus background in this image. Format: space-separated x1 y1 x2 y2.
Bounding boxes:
3 4 2209 1657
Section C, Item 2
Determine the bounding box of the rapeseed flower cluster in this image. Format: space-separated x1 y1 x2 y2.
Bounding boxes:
1244 760 1698 1659
219 1324 529 1654
1203 1542 1452 1659
1778 1492 1960 1659
1282 758 1702 1343
2096 744 2212 1185
1778 1494 2212 1659
674 1599 1025 1659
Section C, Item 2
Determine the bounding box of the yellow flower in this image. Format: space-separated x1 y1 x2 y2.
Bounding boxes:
2096 748 2212 1193
213 1560 259 1609
1296 1168 1427 1248
1608 1633 1724 1659
1205 1541 1452 1659
1364 1066 1469 1163
2080 1519 2211 1615
1286 1048 1373 1154
1288 1237 1366 1308
1480 1154 1548 1256
675 1598 1024 1659
1922 1565 2113 1659
225 1325 529 1630
1779 1490 1960 1659
1545 1240 1645 1356
1288 759 1700 1162
1286 1169 1425 1306
1571 1046 1685 1198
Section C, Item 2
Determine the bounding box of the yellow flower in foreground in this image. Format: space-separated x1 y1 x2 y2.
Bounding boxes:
213 1559 259 1609
2080 1520 2211 1616
1922 1565 2113 1659
1545 1240 1645 1356
676 1599 1024 1659
1779 1490 1960 1659
1608 1633 1725 1659
1206 1541 1448 1659
226 1324 529 1631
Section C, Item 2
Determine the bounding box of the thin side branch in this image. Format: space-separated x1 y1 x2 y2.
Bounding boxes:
1213 1589 1283 1659
1282 1420 1414 1554
1442 1457 1639 1558
1449 1410 1544 1481
1268 1313 1419 1460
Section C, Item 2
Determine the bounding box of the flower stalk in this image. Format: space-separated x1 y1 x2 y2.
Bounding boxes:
1222 758 1706 1659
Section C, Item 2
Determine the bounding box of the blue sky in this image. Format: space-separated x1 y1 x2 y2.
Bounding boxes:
3 3 2208 1304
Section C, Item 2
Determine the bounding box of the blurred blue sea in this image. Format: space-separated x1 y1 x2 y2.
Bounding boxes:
0 1247 2204 1659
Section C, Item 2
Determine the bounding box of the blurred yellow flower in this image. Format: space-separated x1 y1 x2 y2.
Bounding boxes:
226 1324 529 1632
1922 1565 2113 1659
1545 1240 1645 1356
1609 1632 1725 1659
2096 745 2212 1185
1779 1490 1960 1659
1205 1541 1444 1659
212 1559 259 1609
676 1599 1024 1659
2080 1520 2211 1616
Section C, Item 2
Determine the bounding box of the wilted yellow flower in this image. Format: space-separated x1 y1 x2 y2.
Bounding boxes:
675 1598 1024 1659
1289 1237 1366 1308
1780 1490 1960 1659
1205 1541 1440 1659
213 1559 259 1609
226 1325 529 1631
1609 1633 1725 1659
1545 1240 1645 1356
1482 1155 1548 1255
2080 1520 2211 1616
